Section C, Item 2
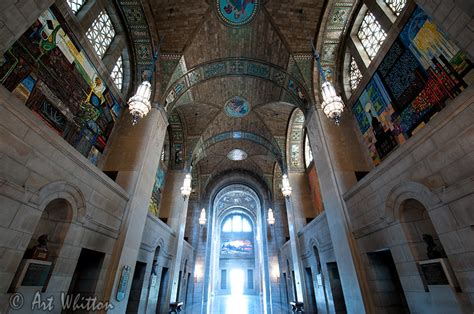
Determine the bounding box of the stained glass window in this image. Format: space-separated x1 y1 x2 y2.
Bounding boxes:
357 11 387 60
384 0 407 16
86 11 115 59
349 57 363 91
110 55 123 91
66 0 86 14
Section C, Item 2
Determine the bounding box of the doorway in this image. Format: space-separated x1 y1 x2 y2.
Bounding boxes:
305 267 317 313
326 262 347 314
367 250 409 313
126 261 147 313
230 269 245 295
66 248 105 313
156 267 170 314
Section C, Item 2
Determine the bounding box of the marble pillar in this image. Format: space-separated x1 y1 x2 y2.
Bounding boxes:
101 107 168 313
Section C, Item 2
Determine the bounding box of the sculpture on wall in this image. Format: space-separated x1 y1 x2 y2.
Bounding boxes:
422 234 443 259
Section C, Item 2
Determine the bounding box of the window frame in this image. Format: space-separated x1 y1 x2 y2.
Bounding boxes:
86 10 116 59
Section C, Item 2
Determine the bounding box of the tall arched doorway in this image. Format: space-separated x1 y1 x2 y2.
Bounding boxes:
206 185 270 313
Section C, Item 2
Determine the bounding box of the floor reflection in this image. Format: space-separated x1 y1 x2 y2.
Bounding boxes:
210 295 263 314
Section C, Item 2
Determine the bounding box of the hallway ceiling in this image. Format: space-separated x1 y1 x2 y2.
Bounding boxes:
147 0 328 190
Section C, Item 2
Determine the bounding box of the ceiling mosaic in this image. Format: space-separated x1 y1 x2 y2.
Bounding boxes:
163 58 311 113
216 0 260 27
214 184 260 218
116 0 154 87
227 148 248 161
317 0 356 86
224 96 251 118
132 0 358 191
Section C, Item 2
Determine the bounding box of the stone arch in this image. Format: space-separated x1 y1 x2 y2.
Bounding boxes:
37 181 87 223
286 108 306 171
384 181 442 224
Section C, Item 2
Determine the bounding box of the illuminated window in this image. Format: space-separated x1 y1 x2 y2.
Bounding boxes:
357 11 387 60
222 214 252 233
110 55 123 91
67 0 86 14
384 0 407 16
304 135 313 168
349 57 362 91
86 11 115 59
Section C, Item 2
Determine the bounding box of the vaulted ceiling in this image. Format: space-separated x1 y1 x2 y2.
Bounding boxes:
146 0 329 194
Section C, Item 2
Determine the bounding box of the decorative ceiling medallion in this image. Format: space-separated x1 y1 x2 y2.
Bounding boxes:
227 149 248 161
216 0 259 27
224 96 251 118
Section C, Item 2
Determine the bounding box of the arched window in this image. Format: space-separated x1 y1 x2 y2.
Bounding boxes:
86 10 115 58
110 55 124 91
384 0 407 16
222 214 252 233
357 11 387 60
304 134 313 168
66 0 86 14
349 56 362 91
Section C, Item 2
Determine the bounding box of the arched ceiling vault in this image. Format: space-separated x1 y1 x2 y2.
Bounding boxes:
144 0 330 192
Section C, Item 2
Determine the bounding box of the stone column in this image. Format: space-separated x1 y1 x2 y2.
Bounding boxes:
168 174 191 309
282 180 305 311
101 107 168 313
305 107 371 313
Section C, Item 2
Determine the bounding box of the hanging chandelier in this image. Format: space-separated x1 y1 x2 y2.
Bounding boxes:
281 174 292 198
267 208 275 225
128 81 152 125
199 208 207 226
128 37 163 125
180 174 192 198
311 42 345 125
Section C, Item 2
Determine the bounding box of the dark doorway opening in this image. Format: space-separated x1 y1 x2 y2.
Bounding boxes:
156 267 170 314
305 267 317 313
65 248 105 313
327 262 347 314
126 261 147 313
367 250 409 313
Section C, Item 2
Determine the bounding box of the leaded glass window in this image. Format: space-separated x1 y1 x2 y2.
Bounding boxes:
384 0 407 16
86 11 115 59
111 55 123 91
67 0 86 14
349 57 362 91
357 11 387 60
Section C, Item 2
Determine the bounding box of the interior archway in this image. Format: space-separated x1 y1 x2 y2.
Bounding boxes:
207 184 269 314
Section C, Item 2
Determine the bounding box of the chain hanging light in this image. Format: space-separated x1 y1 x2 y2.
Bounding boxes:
267 208 275 226
180 174 192 198
311 42 345 125
128 81 152 125
281 174 292 198
199 208 207 226
128 37 163 125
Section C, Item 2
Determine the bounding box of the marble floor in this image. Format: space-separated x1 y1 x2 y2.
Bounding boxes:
210 295 263 314
182 295 290 314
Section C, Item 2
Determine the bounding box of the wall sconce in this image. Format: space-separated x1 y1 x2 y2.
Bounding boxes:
194 264 203 283
267 208 275 226
199 208 207 226
272 263 280 283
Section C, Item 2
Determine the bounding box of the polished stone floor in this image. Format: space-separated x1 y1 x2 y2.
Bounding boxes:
182 295 290 313
210 295 263 314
